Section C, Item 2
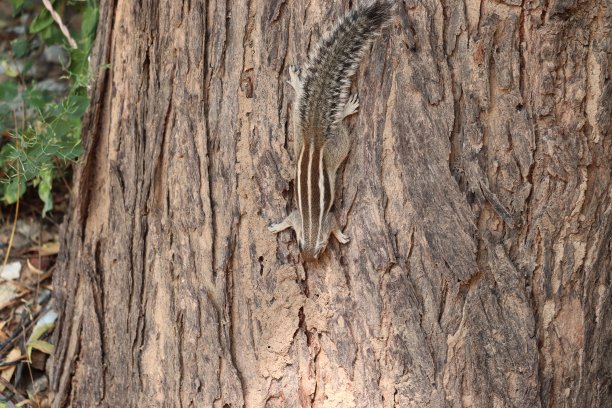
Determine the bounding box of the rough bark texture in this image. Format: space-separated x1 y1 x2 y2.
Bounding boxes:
51 0 610 407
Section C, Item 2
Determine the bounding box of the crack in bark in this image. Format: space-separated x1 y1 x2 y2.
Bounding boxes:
225 235 246 402
202 0 217 281
93 241 107 404
518 0 527 103
177 311 185 406
134 220 149 391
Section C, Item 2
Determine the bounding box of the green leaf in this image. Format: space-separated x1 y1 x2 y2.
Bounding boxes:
0 143 15 167
1 0 91 212
26 310 57 359
41 24 65 45
38 166 53 216
3 176 26 204
19 156 40 180
1 60 20 77
68 143 83 159
27 340 55 360
10 37 29 58
0 103 12 132
30 9 53 34
65 94 90 118
81 6 99 38
28 313 56 343
55 136 83 159
28 339 54 354
20 58 34 76
0 80 18 100
30 8 54 33
8 0 25 12
50 117 73 137
69 47 89 79
24 87 51 111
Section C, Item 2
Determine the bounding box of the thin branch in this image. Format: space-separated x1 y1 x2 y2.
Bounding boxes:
41 0 78 49
0 375 27 403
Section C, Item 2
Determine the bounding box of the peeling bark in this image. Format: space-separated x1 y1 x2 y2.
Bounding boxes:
51 0 611 407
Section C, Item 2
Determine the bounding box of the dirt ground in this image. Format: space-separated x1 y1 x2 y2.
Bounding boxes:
0 183 70 407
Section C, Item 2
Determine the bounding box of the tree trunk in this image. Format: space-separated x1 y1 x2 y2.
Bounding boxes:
50 0 610 406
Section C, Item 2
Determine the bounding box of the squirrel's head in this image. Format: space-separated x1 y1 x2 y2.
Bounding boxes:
298 235 327 262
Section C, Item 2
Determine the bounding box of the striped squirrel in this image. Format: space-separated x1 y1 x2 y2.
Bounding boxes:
269 1 393 262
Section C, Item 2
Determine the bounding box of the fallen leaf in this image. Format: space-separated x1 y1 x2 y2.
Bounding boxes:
0 321 7 342
0 348 23 391
27 310 58 361
28 242 60 256
0 284 17 310
27 340 54 357
26 258 44 275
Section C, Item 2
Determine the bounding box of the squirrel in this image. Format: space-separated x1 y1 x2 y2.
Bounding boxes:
269 1 394 262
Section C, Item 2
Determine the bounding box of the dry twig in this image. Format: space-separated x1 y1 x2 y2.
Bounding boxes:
42 0 77 49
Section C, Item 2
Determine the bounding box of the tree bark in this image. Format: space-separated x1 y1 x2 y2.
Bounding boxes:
50 0 610 407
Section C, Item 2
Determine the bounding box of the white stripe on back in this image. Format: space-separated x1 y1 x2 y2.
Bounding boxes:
318 146 325 244
307 146 314 241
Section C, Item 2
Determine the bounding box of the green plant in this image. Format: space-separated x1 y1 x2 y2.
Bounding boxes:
0 0 98 215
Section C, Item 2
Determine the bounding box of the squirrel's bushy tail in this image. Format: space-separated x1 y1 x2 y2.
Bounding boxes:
298 1 393 137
